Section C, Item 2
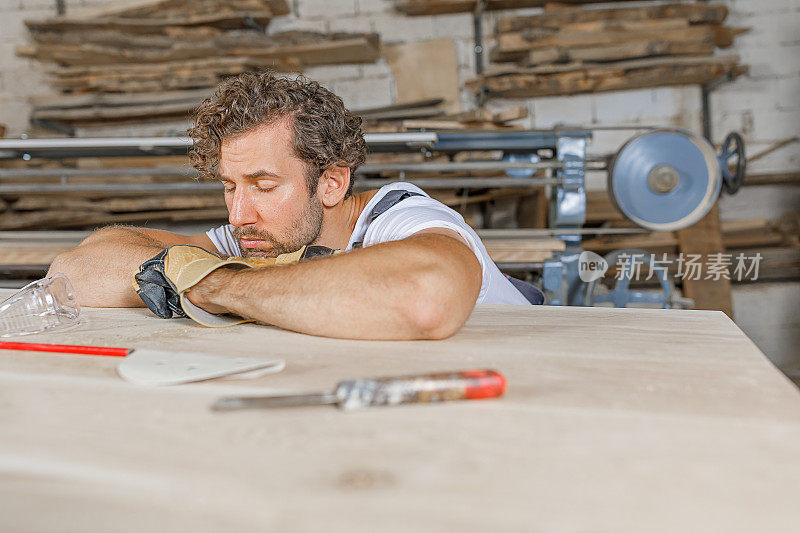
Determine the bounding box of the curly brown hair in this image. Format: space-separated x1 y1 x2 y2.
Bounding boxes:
188 71 367 199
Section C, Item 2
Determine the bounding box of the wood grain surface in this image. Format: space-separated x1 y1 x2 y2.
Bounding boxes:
1 297 799 532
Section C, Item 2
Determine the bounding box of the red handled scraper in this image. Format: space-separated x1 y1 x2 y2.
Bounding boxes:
212 369 506 411
0 341 285 385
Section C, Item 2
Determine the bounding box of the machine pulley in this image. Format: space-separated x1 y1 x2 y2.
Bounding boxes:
608 128 746 231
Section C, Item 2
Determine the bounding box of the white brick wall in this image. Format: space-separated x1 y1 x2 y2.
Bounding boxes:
266 15 328 33
710 0 800 176
732 282 800 374
332 74 394 109
370 14 435 44
327 14 372 33
0 1 59 134
355 0 393 15
295 0 357 19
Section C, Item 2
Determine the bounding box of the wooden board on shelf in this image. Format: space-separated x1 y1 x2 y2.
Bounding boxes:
677 204 733 318
384 39 462 114
493 24 716 62
482 2 746 99
396 0 646 16
524 40 715 66
18 32 380 68
26 11 277 33
26 0 290 33
0 207 229 231
445 106 528 124
495 3 728 33
483 237 564 263
468 55 746 98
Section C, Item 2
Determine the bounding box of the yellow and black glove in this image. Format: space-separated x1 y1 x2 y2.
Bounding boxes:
134 244 340 327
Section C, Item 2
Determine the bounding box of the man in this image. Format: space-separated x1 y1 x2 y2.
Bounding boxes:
48 72 529 341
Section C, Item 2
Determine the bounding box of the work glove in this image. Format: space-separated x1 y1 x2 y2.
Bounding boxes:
134 244 339 327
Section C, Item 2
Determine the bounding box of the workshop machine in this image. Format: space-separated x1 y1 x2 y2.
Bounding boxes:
362 127 746 308
0 128 745 308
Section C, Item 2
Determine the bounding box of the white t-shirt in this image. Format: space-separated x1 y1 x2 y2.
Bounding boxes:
206 182 529 305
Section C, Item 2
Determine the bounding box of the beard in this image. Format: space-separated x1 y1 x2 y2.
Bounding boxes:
233 194 324 258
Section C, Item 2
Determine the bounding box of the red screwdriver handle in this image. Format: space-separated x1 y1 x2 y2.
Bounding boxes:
334 369 506 410
461 369 507 399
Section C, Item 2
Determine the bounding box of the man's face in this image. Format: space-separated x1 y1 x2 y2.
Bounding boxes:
218 118 324 258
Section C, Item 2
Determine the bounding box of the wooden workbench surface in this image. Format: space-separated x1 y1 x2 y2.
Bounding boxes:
2 296 799 532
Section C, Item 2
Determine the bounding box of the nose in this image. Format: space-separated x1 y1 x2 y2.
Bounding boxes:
227 188 258 227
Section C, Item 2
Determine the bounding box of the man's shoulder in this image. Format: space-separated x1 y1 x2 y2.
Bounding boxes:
363 185 470 235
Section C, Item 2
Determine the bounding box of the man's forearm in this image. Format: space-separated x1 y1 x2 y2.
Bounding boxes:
188 234 481 340
47 227 168 308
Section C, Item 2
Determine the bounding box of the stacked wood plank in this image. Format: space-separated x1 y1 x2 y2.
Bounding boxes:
26 0 291 31
0 155 226 230
17 0 380 130
18 30 380 72
467 2 748 98
0 195 228 231
0 145 544 231
580 190 800 286
358 98 528 132
29 89 212 127
583 192 800 252
395 0 646 16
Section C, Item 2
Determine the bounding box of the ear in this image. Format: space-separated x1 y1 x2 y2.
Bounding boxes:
317 165 351 207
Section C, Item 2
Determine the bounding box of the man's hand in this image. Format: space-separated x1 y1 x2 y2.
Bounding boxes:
134 245 264 326
184 268 232 315
137 244 342 326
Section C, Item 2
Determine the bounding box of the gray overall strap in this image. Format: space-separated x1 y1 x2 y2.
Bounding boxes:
365 189 424 223
351 189 424 249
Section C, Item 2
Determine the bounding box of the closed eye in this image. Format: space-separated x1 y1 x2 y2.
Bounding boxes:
253 182 277 193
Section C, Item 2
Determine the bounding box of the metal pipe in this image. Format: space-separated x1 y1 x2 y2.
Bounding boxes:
0 159 608 181
0 177 560 194
0 137 192 150
473 0 486 77
701 83 712 140
0 227 645 243
476 228 647 238
355 177 560 188
0 132 439 151
0 167 196 179
0 182 222 195
473 0 489 107
364 132 438 145
359 159 607 174
495 262 545 271
0 231 89 241
357 160 564 173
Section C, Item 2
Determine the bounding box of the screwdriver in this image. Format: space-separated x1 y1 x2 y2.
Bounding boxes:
212 369 506 411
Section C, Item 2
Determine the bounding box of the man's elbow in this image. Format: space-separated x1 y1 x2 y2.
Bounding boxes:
47 249 79 278
79 226 132 246
404 273 476 340
48 226 121 277
409 304 461 340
